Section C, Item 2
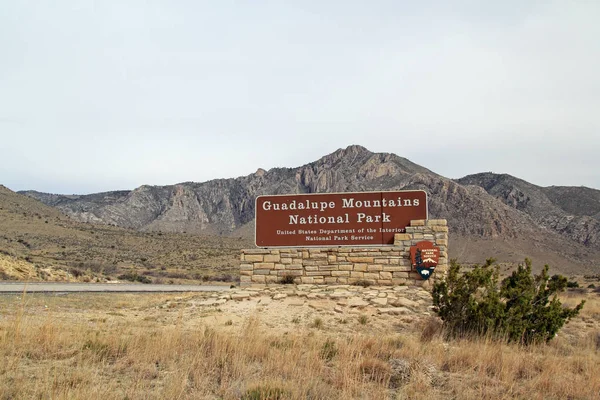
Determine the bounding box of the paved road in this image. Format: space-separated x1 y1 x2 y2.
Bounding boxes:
0 282 231 293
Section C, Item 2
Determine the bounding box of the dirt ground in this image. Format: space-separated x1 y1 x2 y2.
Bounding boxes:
0 284 433 338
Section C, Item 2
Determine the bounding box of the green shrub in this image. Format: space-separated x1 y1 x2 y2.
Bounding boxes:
432 258 584 344
117 272 152 284
70 268 84 278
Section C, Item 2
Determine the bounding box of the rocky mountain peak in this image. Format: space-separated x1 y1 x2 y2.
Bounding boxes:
318 145 372 165
336 144 371 155
17 146 600 273
254 168 267 177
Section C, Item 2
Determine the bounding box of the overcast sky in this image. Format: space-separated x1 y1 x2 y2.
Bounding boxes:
1 1 598 194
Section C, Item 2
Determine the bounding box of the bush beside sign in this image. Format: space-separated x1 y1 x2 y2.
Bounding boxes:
255 190 427 247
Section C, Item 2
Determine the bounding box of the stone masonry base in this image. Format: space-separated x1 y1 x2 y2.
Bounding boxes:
240 219 448 290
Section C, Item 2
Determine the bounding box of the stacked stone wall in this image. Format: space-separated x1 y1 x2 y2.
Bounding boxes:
240 219 448 289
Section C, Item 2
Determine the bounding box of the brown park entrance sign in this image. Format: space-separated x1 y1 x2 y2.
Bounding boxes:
255 190 427 247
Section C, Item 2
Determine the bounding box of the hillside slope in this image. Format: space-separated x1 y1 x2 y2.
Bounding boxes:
457 173 600 248
19 146 600 274
0 185 251 282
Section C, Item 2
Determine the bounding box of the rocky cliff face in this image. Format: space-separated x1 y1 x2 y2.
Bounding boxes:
457 173 600 248
20 145 600 270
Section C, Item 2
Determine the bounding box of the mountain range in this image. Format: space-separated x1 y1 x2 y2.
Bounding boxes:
19 145 600 275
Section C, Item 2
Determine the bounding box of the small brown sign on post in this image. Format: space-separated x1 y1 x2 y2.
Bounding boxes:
255 190 427 247
410 241 440 280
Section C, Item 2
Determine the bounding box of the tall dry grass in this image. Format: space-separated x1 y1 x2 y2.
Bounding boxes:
0 292 599 399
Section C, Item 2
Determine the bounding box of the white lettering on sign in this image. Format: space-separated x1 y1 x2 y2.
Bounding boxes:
342 197 420 208
289 213 350 225
356 212 391 223
262 200 336 212
262 196 421 212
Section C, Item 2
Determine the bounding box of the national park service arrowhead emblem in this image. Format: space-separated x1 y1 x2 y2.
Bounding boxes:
410 241 440 280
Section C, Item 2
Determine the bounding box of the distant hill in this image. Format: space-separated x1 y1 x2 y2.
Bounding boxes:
0 185 251 282
543 186 600 220
456 173 600 248
18 145 600 275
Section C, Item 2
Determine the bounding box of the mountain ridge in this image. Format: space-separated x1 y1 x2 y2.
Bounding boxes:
17 145 600 273
457 172 600 248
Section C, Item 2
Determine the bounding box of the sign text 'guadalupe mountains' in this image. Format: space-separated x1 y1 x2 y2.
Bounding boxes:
255 190 427 247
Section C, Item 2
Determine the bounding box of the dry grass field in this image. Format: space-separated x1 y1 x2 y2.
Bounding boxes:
1 288 599 400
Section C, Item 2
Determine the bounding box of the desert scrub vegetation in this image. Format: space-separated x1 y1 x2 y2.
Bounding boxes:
0 189 250 283
432 258 585 344
2 291 599 399
116 271 153 284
